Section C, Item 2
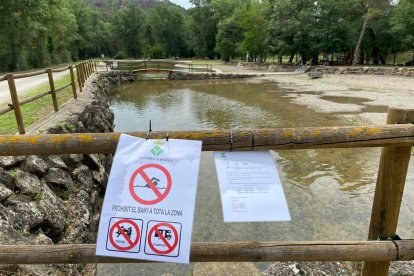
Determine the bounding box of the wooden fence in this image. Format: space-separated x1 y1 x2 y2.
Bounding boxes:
0 60 96 135
0 108 413 275
107 60 213 73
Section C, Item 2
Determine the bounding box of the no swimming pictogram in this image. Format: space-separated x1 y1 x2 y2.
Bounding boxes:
107 218 142 253
129 164 172 205
145 221 181 257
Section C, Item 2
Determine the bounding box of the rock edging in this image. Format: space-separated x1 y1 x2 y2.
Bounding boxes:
0 71 137 275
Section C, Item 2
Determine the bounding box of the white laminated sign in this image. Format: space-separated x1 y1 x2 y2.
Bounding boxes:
214 151 290 222
96 134 202 264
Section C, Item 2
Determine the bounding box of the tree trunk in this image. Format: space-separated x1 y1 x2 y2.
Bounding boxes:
353 7 371 66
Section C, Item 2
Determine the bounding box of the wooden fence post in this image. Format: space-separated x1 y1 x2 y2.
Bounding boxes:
6 74 25 134
82 62 87 82
363 107 414 276
80 63 85 88
47 69 59 112
69 66 77 99
76 65 83 92
86 61 90 78
94 61 97 72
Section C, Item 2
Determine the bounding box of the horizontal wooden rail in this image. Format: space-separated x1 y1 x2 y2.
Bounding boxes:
0 125 414 156
0 241 412 264
19 90 51 105
55 82 73 93
51 66 70 73
12 69 47 79
0 105 13 115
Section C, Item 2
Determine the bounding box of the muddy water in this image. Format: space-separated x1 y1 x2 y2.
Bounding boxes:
99 79 414 276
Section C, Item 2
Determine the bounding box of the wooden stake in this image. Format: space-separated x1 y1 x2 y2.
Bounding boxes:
6 74 25 134
47 69 59 112
363 107 414 276
69 66 77 99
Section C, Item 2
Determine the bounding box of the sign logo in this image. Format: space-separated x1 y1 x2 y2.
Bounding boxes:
150 141 164 157
145 221 181 257
129 164 172 205
106 218 142 253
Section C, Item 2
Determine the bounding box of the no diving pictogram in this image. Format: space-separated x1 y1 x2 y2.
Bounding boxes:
107 218 142 252
145 221 181 257
129 164 172 205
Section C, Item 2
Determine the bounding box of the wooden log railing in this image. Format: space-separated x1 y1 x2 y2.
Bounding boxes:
0 105 412 274
0 241 413 264
0 124 413 156
0 61 96 134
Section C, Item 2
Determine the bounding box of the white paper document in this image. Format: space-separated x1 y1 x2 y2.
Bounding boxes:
214 152 290 222
96 134 202 264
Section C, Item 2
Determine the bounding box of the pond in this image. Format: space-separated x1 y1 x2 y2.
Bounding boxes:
98 79 414 275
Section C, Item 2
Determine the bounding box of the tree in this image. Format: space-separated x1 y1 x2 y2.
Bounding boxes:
0 0 48 71
352 0 392 66
188 0 218 58
238 1 268 62
112 5 145 58
389 0 414 64
215 18 243 61
144 4 188 58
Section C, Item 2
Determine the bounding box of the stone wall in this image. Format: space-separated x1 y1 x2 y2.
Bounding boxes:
0 72 136 275
168 71 261 80
311 66 414 77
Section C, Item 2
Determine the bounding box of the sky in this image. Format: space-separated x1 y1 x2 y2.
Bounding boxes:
170 0 193 9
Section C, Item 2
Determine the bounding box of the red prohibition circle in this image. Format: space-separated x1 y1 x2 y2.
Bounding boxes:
129 164 172 205
148 222 179 255
109 219 140 251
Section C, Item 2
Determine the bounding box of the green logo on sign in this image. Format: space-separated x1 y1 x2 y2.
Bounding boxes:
151 145 164 157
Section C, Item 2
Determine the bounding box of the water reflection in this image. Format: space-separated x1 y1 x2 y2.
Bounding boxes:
99 79 414 276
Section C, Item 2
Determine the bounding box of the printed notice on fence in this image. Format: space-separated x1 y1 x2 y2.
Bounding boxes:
214 152 290 222
96 134 202 264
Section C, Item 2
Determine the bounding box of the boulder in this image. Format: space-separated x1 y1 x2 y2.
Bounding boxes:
0 219 27 245
0 168 14 188
63 190 92 243
37 184 67 236
14 170 42 197
0 184 13 201
44 155 68 170
83 154 101 170
0 156 25 169
5 195 43 232
45 168 74 190
21 155 47 177
72 165 94 192
61 154 83 168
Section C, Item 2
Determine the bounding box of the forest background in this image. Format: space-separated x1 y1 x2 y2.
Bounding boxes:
1 0 414 72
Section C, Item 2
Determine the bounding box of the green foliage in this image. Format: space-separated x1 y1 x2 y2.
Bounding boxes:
112 5 144 58
188 1 218 58
2 0 414 70
215 18 243 61
143 5 188 58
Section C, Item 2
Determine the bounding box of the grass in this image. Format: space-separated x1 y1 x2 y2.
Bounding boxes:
0 72 77 134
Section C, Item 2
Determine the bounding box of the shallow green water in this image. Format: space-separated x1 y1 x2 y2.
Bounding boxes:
98 79 414 276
